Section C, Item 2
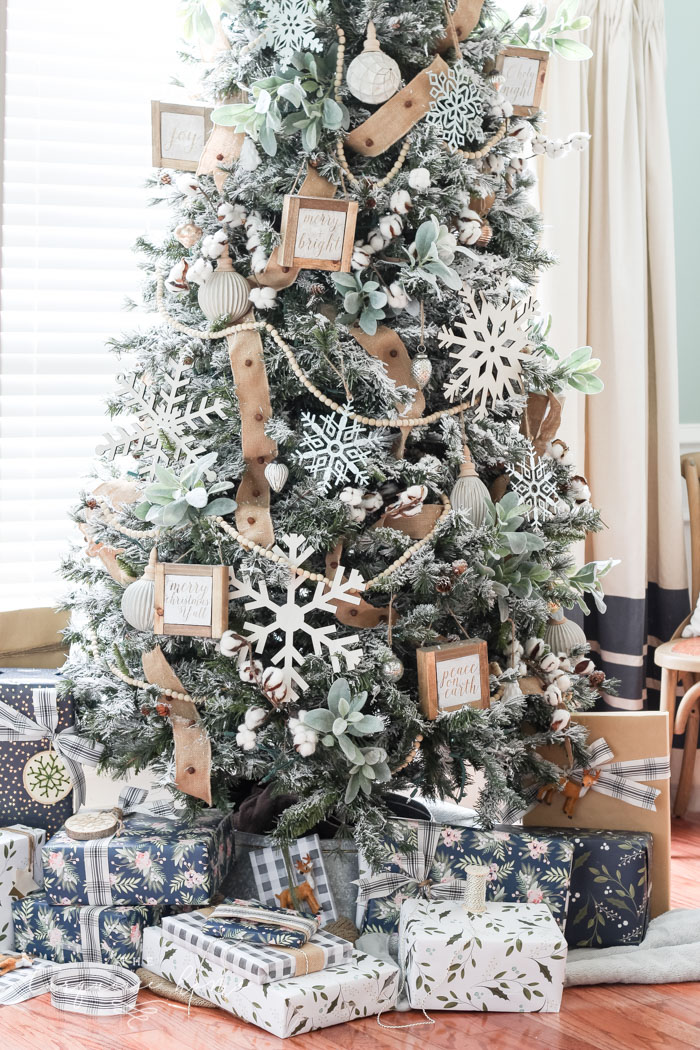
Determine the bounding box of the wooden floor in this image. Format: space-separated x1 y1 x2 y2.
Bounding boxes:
4 819 700 1050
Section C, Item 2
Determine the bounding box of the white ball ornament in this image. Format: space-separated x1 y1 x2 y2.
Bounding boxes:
408 167 431 191
197 246 250 323
121 547 157 632
346 22 401 105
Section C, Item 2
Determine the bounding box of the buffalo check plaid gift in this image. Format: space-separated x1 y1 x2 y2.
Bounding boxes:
250 834 337 924
161 907 351 984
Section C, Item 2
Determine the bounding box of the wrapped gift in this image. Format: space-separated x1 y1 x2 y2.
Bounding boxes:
199 899 321 946
520 826 653 948
142 927 400 1038
357 820 574 934
161 908 352 984
11 892 156 969
523 712 670 916
42 794 235 907
250 834 337 924
0 669 103 836
0 825 46 950
399 899 566 1012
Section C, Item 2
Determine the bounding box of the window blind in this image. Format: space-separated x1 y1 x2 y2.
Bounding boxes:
0 0 181 610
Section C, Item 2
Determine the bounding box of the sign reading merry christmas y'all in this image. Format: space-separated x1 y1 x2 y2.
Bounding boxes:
416 638 490 718
279 194 358 272
154 563 228 638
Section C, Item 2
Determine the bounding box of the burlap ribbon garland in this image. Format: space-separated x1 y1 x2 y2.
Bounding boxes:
374 504 443 538
325 544 397 628
345 56 449 157
81 480 141 586
142 647 212 805
197 124 246 193
226 309 278 548
436 0 485 53
349 325 425 458
520 391 563 456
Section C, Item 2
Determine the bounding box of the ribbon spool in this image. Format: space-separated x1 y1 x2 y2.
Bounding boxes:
462 864 489 913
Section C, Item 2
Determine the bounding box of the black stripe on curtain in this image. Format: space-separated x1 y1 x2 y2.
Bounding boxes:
583 585 690 739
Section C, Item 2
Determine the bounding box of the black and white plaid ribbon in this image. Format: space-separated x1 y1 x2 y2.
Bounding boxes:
569 737 670 810
355 821 468 907
49 963 139 1015
81 787 178 906
0 687 103 808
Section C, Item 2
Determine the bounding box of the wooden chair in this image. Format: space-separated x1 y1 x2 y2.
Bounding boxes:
654 452 700 817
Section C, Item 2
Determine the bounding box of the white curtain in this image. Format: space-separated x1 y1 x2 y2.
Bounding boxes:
538 0 688 710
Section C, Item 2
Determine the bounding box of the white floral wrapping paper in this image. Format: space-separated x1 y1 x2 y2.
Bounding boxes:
0 824 45 950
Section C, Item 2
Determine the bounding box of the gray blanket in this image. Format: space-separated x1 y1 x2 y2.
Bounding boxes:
566 908 700 986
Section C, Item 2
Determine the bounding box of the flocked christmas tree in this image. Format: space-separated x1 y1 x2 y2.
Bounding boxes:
61 0 614 858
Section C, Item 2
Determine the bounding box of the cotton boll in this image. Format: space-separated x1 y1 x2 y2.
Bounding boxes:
361 492 383 512
339 487 364 506
545 139 569 159
545 438 569 462
164 260 189 293
201 230 229 259
390 189 412 214
490 95 514 120
544 683 562 707
367 227 386 252
297 740 316 757
408 167 431 191
386 281 408 309
509 121 534 143
457 215 482 246
347 505 366 523
379 213 404 240
481 153 507 175
524 637 545 660
219 630 248 659
574 658 596 676
174 174 201 196
244 706 267 730
351 243 374 271
217 201 247 227
186 257 214 285
235 725 257 750
239 657 263 683
531 136 547 156
551 708 571 731
557 655 573 672
552 671 572 693
249 285 277 310
567 476 591 503
540 652 559 674
508 157 527 175
569 132 591 152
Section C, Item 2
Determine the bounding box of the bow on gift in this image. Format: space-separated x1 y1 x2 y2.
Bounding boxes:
355 821 468 908
539 737 671 818
0 688 103 808
114 786 179 822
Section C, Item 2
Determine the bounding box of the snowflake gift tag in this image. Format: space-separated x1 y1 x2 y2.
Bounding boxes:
438 288 533 418
294 412 389 495
509 449 559 526
258 0 323 70
96 357 226 481
424 61 487 153
229 533 365 702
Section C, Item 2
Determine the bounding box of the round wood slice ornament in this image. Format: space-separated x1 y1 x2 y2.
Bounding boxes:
22 750 73 805
64 810 120 841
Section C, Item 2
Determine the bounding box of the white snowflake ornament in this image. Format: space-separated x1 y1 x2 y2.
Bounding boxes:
424 61 487 153
438 288 533 417
96 357 227 480
259 0 322 70
509 449 560 526
294 412 389 495
229 533 364 703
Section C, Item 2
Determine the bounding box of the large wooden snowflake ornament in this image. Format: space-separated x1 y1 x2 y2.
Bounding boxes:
229 533 364 702
424 62 486 153
294 412 389 495
259 0 322 69
509 450 559 526
96 357 226 480
438 288 533 418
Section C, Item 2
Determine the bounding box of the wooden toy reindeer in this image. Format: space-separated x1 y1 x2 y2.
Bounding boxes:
276 854 322 916
537 769 601 817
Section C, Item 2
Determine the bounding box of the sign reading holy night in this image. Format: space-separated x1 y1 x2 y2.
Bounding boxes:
416 638 490 719
279 194 358 272
492 47 548 117
154 563 228 638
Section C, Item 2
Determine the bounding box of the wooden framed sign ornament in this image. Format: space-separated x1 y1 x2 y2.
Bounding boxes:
279 195 358 272
417 638 489 718
154 563 228 638
151 101 214 171
492 47 548 117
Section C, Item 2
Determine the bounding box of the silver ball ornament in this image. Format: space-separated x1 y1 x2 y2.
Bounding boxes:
381 653 404 681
